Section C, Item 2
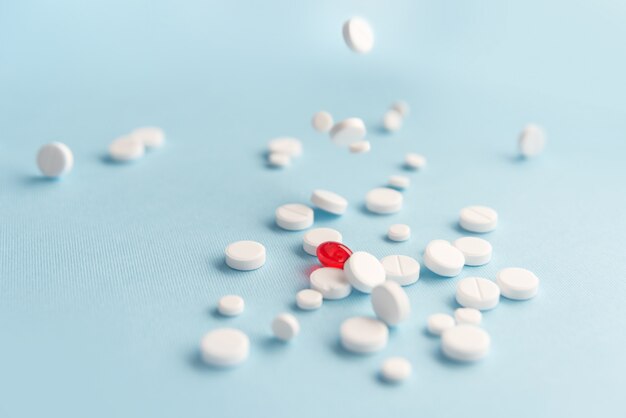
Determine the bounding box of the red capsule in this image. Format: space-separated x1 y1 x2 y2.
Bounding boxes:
316 241 353 269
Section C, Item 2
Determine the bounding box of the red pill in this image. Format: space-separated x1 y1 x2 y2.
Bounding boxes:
316 241 353 269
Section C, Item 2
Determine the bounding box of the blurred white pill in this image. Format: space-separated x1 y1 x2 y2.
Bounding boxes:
303 227 342 256
427 313 455 336
296 289 323 310
272 313 300 341
342 17 374 54
454 308 482 325
380 357 412 383
330 118 366 146
131 126 165 149
365 187 403 214
225 240 266 271
387 224 410 242
459 206 498 233
496 267 539 300
312 111 334 133
275 203 314 230
519 124 546 157
371 281 411 326
380 255 420 286
311 189 348 215
349 140 371 154
452 237 492 266
391 101 409 117
441 325 490 362
456 277 500 310
388 175 410 190
268 137 302 157
109 136 145 162
383 109 403 132
36 142 74 178
218 295 245 316
423 240 465 277
200 328 249 367
309 267 352 300
340 316 388 354
268 152 291 167
405 153 426 170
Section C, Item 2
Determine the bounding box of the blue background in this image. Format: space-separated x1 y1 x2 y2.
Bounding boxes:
1 1 625 417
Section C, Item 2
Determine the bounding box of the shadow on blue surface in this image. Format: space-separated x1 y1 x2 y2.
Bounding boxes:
21 175 62 185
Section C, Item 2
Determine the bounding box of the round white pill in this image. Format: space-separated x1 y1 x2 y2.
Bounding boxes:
391 101 409 117
36 142 74 178
268 137 302 157
218 295 245 316
441 325 490 362
329 118 366 146
427 313 456 336
454 308 482 325
383 109 403 132
380 357 412 383
452 237 493 266
303 228 342 256
342 17 374 54
344 251 386 293
296 289 323 310
496 267 539 300
275 203 314 231
365 187 403 214
200 328 249 367
423 240 465 277
309 267 352 300
387 224 411 242
131 126 165 149
268 152 291 167
349 140 371 154
109 136 145 162
405 153 426 170
456 277 500 310
388 175 410 190
311 189 348 215
312 111 334 133
340 316 388 354
380 255 420 286
519 124 546 157
459 206 498 233
225 240 266 271
271 313 300 341
371 281 411 326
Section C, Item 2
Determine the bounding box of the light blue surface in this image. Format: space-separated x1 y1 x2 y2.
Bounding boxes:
1 1 625 417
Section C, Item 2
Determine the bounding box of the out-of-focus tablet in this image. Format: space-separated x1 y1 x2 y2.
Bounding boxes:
330 118 366 146
380 255 420 286
309 267 352 300
312 111 334 133
225 240 266 271
387 224 410 242
296 289 323 310
496 267 539 300
459 206 498 233
340 316 388 354
200 328 249 367
519 124 546 157
365 187 403 214
454 308 482 325
218 295 245 316
342 17 374 54
405 153 426 169
131 126 165 149
388 175 410 190
311 189 348 215
275 203 314 230
423 240 465 277
344 251 386 293
427 313 455 336
271 313 300 341
441 325 490 362
456 277 500 310
268 137 302 157
36 142 74 178
383 109 403 132
380 357 412 383
349 140 371 154
109 136 145 162
371 281 411 326
303 228 342 256
391 101 409 117
452 237 492 266
268 152 291 167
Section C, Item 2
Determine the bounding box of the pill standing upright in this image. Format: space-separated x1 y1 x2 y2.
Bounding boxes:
36 142 74 178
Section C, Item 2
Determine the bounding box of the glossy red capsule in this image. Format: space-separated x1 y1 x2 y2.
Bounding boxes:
316 241 353 269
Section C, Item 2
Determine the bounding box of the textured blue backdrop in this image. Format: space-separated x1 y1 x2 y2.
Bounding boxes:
1 1 625 417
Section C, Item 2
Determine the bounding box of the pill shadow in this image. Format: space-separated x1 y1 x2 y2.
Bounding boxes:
291 241 315 262
21 175 62 186
208 306 239 320
433 346 478 368
330 339 373 361
450 221 484 235
187 350 234 373
312 208 342 223
504 153 526 164
258 336 290 353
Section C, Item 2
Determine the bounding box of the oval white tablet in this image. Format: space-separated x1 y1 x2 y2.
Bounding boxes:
342 17 374 54
272 313 300 341
388 175 410 190
36 142 74 178
380 255 420 286
218 295 245 316
427 313 455 336
387 224 410 242
365 187 403 214
312 111 334 133
131 126 165 149
371 281 411 326
405 153 426 170
391 101 409 117
311 189 348 215
344 251 386 293
441 325 490 362
268 152 291 168
275 203 314 231
340 317 388 354
268 137 302 157
383 109 403 132
496 267 539 300
309 267 352 300
200 328 250 367
454 308 482 325
225 240 266 271
329 118 366 146
303 227 342 256
423 240 465 277
349 140 371 154
459 206 498 233
452 237 492 266
296 289 323 310
519 124 546 157
380 357 412 383
109 136 145 162
456 277 500 310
